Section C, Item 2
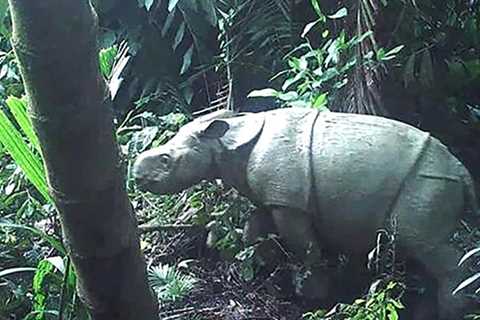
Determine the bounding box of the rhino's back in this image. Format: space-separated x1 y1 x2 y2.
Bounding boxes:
311 112 433 247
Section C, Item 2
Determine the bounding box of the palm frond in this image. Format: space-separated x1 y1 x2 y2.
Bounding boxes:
336 0 387 115
216 0 298 110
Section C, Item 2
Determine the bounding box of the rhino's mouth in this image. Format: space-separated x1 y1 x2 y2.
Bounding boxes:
135 175 185 195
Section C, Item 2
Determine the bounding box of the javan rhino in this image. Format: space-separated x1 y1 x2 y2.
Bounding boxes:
133 108 478 319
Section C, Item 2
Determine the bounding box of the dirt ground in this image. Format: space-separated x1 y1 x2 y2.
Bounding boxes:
142 228 314 320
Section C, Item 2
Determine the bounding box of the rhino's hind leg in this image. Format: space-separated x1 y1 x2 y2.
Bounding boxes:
413 243 472 319
391 149 473 318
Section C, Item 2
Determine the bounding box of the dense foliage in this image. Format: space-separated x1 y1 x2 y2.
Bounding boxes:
0 0 479 319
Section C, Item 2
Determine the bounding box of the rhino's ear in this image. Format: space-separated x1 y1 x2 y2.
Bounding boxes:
200 120 230 138
217 114 265 150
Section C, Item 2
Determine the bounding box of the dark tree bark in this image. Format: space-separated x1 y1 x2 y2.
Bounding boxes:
8 1 158 319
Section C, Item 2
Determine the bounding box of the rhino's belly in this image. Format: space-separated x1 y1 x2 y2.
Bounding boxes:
310 112 431 252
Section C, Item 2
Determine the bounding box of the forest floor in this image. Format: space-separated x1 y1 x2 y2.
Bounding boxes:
142 229 307 320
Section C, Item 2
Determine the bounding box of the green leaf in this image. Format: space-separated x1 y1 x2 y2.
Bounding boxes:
302 19 321 38
389 298 404 309
376 47 386 61
315 67 340 85
387 305 398 320
162 9 176 37
348 31 373 47
288 57 302 71
327 7 347 19
384 45 404 58
144 0 154 11
282 72 305 91
99 46 118 79
180 44 194 74
312 93 328 109
310 0 324 19
248 88 280 98
33 260 55 320
278 91 299 101
0 110 50 202
168 0 181 12
5 96 41 152
173 22 186 50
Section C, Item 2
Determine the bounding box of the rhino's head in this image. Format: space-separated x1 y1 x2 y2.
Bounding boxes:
132 110 264 195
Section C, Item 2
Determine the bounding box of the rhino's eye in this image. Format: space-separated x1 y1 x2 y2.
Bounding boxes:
158 154 171 167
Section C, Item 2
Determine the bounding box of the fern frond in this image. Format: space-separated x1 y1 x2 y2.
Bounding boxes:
148 264 197 303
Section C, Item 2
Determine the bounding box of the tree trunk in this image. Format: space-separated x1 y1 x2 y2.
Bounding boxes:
8 1 158 319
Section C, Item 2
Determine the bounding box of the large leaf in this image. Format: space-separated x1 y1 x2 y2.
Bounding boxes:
0 109 50 202
5 96 41 152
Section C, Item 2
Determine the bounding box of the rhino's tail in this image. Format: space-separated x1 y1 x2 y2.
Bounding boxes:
462 167 479 219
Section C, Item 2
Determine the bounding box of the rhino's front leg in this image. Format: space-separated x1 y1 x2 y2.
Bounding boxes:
271 207 333 300
242 207 286 268
271 206 323 265
243 207 276 246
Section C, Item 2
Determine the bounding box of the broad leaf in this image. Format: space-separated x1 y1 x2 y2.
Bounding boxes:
248 88 279 98
5 96 41 152
0 110 50 202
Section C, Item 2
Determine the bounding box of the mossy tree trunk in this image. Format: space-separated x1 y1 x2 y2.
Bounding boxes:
8 1 158 319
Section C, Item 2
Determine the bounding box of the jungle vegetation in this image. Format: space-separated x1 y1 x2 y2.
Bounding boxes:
0 0 479 319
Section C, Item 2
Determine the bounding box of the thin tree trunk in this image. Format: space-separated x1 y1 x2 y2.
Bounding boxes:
8 1 158 319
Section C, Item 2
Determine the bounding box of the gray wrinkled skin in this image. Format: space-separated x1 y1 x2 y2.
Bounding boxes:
133 108 478 319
